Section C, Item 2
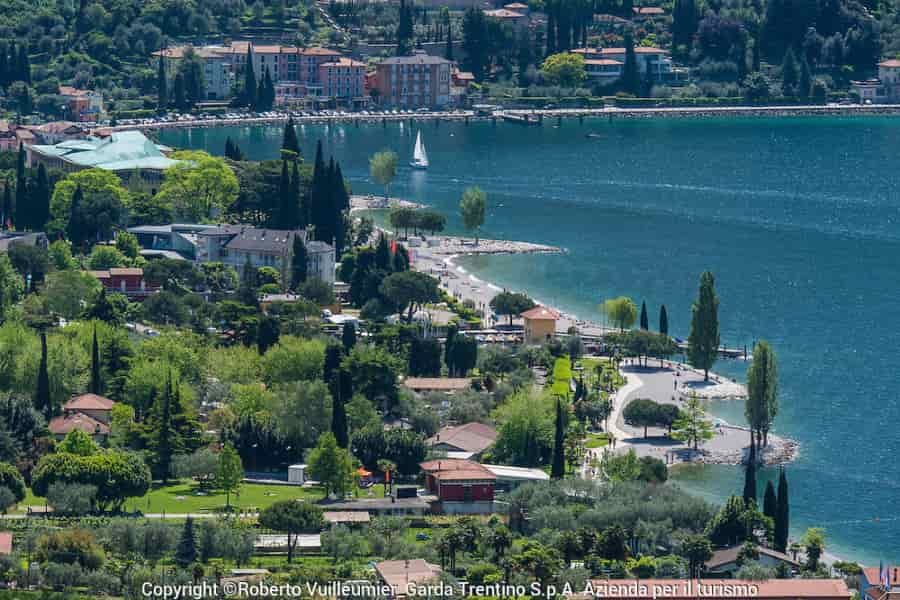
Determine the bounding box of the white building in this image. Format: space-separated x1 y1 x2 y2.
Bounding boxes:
572 47 679 82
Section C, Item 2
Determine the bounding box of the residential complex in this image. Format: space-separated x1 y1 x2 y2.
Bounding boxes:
373 51 453 109
26 130 179 194
152 43 367 106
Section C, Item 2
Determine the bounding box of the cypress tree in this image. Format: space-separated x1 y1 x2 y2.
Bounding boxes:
774 468 789 552
329 161 348 253
331 381 349 448
639 301 649 330
172 73 186 111
551 397 566 479
341 321 356 352
799 58 812 98
290 159 303 227
282 116 300 154
90 325 102 395
445 19 453 60
156 372 175 483
290 235 307 290
659 304 669 336
257 315 280 355
225 138 233 159
67 184 86 249
763 480 777 520
687 271 720 381
781 48 799 97
374 233 392 270
33 164 50 230
14 146 25 229
16 45 29 84
308 141 326 236
157 52 168 110
238 257 259 307
175 516 198 567
621 32 640 95
277 159 291 227
743 435 757 505
1 179 11 230
0 42 7 89
36 332 51 420
243 46 257 108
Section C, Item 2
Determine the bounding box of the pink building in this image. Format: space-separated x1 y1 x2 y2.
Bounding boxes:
318 57 366 101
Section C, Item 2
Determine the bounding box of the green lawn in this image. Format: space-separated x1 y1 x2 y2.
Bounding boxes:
18 481 388 515
585 432 610 449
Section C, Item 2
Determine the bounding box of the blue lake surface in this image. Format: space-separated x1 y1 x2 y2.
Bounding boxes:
161 116 900 565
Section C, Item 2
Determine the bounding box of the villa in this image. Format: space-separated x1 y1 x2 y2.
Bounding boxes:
851 60 900 103
48 394 116 442
58 86 105 122
427 422 498 459
196 225 335 286
89 267 159 301
419 458 496 514
26 130 179 194
571 46 681 83
521 305 560 344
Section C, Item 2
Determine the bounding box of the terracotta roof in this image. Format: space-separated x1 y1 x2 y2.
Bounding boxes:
428 423 498 454
64 393 115 411
599 46 668 55
323 511 371 523
0 532 11 554
420 458 491 473
880 59 900 68
321 57 366 68
585 59 623 65
520 305 560 320
403 377 472 391
587 579 850 599
633 6 665 14
454 71 476 80
109 267 144 276
376 560 442 592
303 46 342 56
48 412 110 436
420 459 495 481
864 567 900 588
484 8 526 17
504 2 529 8
706 544 801 570
432 469 495 481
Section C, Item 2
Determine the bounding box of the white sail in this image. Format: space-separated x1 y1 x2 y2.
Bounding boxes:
411 131 429 169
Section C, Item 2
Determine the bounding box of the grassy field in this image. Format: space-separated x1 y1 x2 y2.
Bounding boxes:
17 481 389 515
585 432 611 449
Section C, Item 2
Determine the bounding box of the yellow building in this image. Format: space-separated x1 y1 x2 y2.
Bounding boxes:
521 306 560 344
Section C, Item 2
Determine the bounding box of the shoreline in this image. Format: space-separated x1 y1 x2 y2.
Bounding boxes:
102 103 900 137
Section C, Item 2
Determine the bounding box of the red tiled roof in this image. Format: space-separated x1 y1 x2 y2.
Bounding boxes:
484 8 526 17
520 305 560 320
0 532 11 555
880 59 900 68
376 560 442 591
48 412 110 436
64 393 114 411
585 59 623 65
321 57 366 68
404 377 472 391
428 423 498 454
420 459 495 481
633 6 665 14
432 469 495 481
303 47 341 56
864 567 900 588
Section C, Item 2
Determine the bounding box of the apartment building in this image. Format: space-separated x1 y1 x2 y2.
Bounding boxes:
373 51 452 109
152 43 363 104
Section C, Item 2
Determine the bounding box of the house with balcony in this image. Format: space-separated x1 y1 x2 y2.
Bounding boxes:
89 267 159 301
572 46 679 83
419 458 496 514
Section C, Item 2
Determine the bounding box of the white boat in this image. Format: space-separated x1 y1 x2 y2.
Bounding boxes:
410 130 429 169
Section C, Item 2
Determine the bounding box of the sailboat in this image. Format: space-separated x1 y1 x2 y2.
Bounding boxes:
410 130 429 170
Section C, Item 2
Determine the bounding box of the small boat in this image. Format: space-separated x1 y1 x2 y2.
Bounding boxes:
410 130 429 169
586 132 602 139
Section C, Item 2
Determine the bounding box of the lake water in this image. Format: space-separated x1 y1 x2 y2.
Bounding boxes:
161 116 900 565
